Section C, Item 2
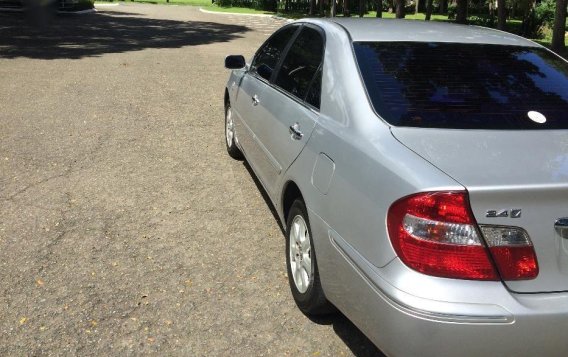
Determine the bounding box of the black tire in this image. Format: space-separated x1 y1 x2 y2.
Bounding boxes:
225 102 243 160
286 199 334 315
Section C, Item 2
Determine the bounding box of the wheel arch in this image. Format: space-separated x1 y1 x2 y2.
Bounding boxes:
224 88 230 108
282 181 304 227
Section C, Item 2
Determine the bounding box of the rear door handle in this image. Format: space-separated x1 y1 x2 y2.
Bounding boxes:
252 95 260 106
289 123 303 140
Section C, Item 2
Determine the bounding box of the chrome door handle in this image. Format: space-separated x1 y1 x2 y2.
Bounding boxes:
289 123 303 140
252 95 260 106
555 218 568 239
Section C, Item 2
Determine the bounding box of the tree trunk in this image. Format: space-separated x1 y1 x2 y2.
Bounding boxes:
440 0 446 14
497 0 506 30
511 1 515 18
285 0 289 12
359 0 365 16
425 0 433 20
310 0 316 15
395 0 404 18
552 0 567 53
415 0 419 14
331 0 337 16
320 0 325 16
521 0 536 37
455 0 467 24
344 0 351 16
376 0 382 17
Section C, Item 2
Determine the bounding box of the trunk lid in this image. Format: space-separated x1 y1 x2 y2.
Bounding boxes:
391 127 568 293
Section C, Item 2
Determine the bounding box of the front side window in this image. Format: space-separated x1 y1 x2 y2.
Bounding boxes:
274 26 324 106
250 26 298 82
354 42 568 129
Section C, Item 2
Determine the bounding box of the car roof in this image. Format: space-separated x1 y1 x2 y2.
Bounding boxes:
302 18 539 47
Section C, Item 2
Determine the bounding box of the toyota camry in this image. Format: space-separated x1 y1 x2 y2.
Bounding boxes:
223 18 568 356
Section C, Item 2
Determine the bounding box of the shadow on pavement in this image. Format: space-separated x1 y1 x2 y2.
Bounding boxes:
0 10 250 59
240 160 385 357
310 313 386 357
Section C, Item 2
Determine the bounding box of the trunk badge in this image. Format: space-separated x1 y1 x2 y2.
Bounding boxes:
486 209 522 218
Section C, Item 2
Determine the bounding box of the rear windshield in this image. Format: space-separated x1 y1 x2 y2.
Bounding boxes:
354 42 568 129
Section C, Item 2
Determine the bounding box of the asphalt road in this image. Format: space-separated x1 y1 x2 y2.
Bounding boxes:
0 5 384 356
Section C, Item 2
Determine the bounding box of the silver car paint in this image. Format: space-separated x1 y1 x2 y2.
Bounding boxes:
226 18 568 356
392 128 568 293
328 17 539 47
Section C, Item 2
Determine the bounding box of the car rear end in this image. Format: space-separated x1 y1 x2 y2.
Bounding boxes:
333 21 568 356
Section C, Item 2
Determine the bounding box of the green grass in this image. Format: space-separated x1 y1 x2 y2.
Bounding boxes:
95 0 211 5
203 5 274 14
95 0 276 13
532 27 568 57
365 11 448 20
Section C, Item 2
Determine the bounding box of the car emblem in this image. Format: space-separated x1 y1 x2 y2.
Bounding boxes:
486 209 522 218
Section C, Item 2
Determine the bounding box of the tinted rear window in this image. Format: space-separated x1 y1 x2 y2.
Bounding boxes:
354 42 568 129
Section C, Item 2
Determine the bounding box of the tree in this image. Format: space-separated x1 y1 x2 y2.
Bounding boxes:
497 0 506 30
439 0 447 14
551 0 567 53
395 0 405 18
425 0 433 20
359 0 365 16
345 0 351 16
376 0 382 17
456 0 468 24
310 0 317 15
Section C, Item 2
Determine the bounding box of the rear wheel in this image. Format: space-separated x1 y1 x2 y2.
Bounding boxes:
225 103 243 160
286 199 333 315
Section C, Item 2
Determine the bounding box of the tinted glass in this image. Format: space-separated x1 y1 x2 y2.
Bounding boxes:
305 67 322 109
251 26 298 81
275 27 324 102
354 42 568 129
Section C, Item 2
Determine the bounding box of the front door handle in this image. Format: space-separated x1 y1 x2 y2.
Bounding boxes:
289 123 303 140
252 95 260 106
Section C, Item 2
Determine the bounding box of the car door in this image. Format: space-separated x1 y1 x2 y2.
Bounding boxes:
232 25 300 190
251 25 325 197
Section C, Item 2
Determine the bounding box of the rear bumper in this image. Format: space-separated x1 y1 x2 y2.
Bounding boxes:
311 212 568 357
351 280 568 357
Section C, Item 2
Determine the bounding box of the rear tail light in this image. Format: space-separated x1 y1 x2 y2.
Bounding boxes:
387 191 538 281
479 226 539 280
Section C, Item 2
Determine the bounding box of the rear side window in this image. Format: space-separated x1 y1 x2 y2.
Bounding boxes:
275 27 324 108
305 67 322 109
251 26 298 81
354 42 568 129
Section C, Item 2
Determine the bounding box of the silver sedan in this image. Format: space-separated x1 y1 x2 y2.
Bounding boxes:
224 18 568 356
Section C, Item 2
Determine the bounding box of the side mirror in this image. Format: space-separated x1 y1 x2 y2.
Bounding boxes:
225 55 246 69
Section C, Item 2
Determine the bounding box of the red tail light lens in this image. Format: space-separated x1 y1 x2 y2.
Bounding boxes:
387 191 499 280
479 226 539 280
388 191 539 281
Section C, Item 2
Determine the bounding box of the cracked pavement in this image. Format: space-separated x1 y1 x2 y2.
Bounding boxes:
0 4 383 356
